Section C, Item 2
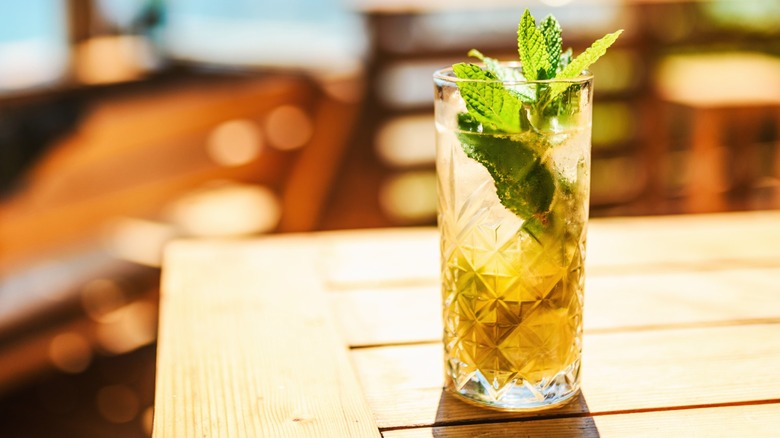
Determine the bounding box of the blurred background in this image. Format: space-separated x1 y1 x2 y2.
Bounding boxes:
0 0 778 436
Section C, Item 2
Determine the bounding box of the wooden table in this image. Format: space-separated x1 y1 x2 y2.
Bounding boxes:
153 211 780 437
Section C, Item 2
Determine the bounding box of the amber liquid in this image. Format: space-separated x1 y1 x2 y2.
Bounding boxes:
441 225 584 401
437 124 589 408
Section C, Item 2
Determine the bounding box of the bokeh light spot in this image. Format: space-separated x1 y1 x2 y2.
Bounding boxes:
379 171 438 223
376 115 436 168
141 406 155 436
103 217 178 267
97 384 139 424
96 301 157 355
167 182 281 237
49 332 92 374
206 119 263 167
265 105 312 151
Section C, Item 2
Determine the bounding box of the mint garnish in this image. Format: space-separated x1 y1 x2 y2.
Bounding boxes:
467 49 535 104
458 113 554 223
451 9 622 234
540 15 563 75
451 63 525 133
517 10 553 81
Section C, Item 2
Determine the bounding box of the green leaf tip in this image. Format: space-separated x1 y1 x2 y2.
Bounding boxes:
558 29 623 80
540 15 562 75
549 29 623 100
467 48 484 59
517 9 552 80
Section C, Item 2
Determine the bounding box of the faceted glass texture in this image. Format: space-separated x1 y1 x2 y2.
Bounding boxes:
435 67 591 410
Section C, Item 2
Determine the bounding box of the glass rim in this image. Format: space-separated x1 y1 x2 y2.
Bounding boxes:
433 62 593 85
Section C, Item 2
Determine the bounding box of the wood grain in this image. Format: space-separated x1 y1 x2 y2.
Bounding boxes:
153 238 380 437
350 324 780 429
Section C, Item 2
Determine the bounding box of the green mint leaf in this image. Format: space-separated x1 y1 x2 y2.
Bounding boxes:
468 49 525 82
452 62 523 133
549 29 623 100
540 15 562 74
468 49 536 104
457 116 555 223
517 9 552 80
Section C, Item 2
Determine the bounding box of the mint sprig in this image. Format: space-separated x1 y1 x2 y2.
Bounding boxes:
517 10 553 81
451 9 622 230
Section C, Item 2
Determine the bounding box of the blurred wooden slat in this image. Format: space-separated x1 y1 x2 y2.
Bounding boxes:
278 81 362 232
381 403 780 438
0 163 279 269
10 76 309 209
350 324 780 429
0 72 364 269
153 239 380 437
0 76 310 268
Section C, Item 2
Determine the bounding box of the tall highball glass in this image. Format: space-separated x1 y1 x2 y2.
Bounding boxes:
434 65 592 410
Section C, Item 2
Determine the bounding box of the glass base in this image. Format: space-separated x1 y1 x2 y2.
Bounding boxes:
445 365 581 411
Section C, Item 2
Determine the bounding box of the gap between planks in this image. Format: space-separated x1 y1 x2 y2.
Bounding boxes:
379 398 780 434
380 402 780 437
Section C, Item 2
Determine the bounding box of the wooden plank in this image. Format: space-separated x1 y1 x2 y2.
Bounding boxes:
316 211 780 290
586 211 780 273
382 403 780 437
319 228 439 289
349 324 780 429
585 267 780 332
153 238 380 437
328 286 441 347
331 267 780 347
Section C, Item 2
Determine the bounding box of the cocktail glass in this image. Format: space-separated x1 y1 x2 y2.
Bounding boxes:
434 65 592 410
